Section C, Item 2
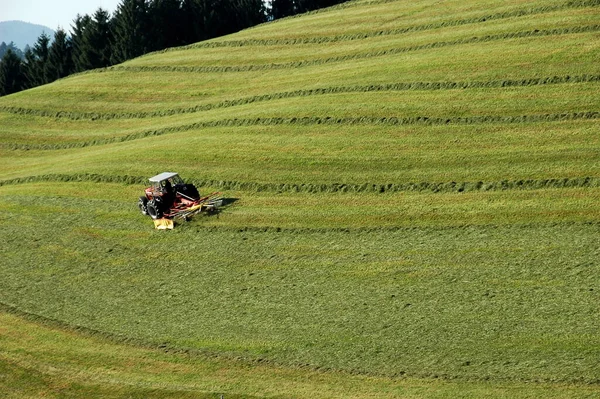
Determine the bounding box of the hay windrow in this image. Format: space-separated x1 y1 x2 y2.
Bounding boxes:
166 0 600 49
109 25 600 73
1 74 597 121
2 173 599 194
2 111 598 150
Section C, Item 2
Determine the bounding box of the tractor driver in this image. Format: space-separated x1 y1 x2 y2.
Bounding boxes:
163 179 173 193
160 179 175 204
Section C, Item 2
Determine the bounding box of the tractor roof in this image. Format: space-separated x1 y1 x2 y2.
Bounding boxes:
149 172 179 182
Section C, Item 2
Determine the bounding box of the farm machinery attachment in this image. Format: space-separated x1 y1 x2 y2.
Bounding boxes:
138 172 223 229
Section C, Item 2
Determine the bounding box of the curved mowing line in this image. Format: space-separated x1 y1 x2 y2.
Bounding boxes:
109 25 600 74
2 111 599 150
0 300 221 362
175 0 600 49
3 298 599 384
1 74 597 121
3 173 600 195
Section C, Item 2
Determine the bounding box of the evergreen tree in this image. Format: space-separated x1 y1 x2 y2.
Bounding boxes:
200 0 265 39
71 14 93 72
270 0 296 19
148 0 184 51
48 29 74 80
21 32 51 87
181 0 208 43
21 47 36 89
294 0 312 13
270 0 347 19
0 49 25 96
77 9 114 70
0 41 24 59
202 0 222 38
111 0 150 64
231 0 267 32
33 32 51 85
207 0 235 38
298 0 345 12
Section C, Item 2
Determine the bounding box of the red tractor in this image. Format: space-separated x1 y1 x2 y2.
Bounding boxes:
138 172 221 221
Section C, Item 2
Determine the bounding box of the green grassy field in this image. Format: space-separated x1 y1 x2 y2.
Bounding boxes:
1 0 599 397
6 311 600 399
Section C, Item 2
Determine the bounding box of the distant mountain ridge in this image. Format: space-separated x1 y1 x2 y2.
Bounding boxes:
0 20 55 50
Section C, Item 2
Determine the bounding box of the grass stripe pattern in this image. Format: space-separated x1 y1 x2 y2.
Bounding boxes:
108 25 600 73
1 74 597 121
3 173 600 194
180 0 600 48
2 111 598 150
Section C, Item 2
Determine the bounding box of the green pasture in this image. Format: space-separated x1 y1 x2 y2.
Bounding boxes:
1 0 599 396
0 182 599 384
2 121 599 184
131 8 599 67
201 0 589 41
2 82 599 148
2 181 600 229
1 4 598 113
4 313 599 399
2 34 596 113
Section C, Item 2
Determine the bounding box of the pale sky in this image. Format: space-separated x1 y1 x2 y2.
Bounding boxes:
1 0 122 31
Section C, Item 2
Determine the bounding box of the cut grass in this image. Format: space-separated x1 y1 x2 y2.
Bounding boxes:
131 8 600 67
3 32 599 113
3 182 600 229
2 121 599 184
2 81 598 150
0 0 599 394
0 182 599 383
3 312 599 399
216 0 587 41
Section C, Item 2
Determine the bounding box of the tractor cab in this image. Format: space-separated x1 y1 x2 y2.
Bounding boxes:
138 172 222 227
147 172 184 198
139 172 201 220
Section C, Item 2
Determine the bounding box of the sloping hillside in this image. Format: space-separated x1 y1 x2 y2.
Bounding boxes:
1 0 599 397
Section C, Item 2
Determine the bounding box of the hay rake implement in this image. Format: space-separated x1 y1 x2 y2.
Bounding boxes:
137 172 223 229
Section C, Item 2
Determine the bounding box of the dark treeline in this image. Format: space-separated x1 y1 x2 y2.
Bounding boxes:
0 0 348 97
270 0 345 19
0 42 24 60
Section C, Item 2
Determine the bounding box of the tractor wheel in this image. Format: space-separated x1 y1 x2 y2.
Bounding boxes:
146 200 163 220
138 197 149 216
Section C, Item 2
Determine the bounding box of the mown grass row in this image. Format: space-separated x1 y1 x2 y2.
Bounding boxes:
2 74 597 121
2 111 598 150
3 181 599 231
4 31 593 115
1 0 598 394
3 119 596 186
112 25 600 73
1 199 598 383
3 308 599 399
147 221 600 235
183 0 600 48
216 0 589 43
0 302 156 350
279 0 598 20
4 173 600 195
